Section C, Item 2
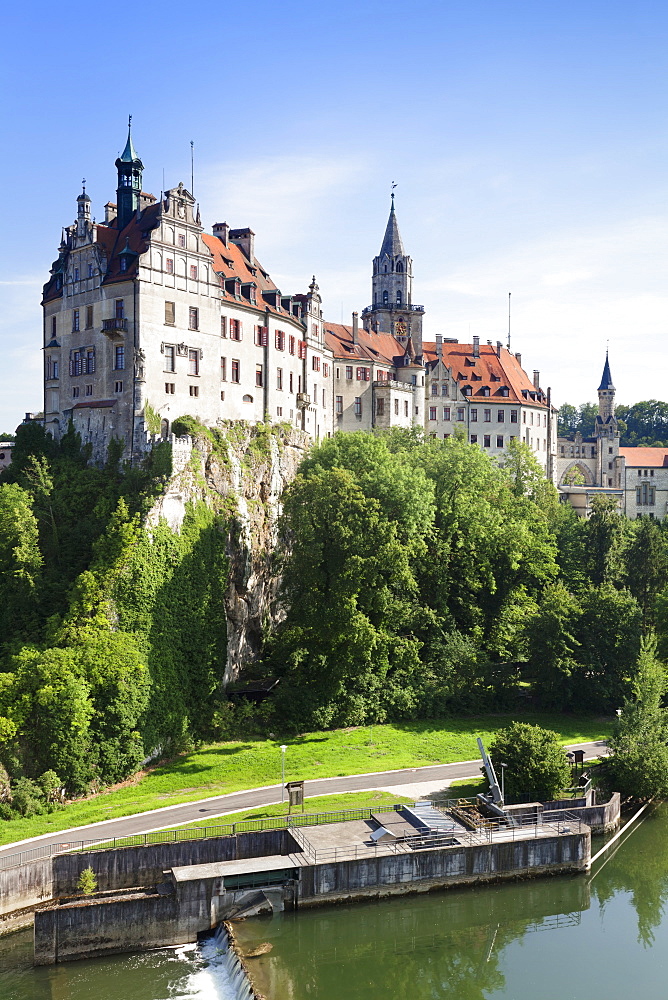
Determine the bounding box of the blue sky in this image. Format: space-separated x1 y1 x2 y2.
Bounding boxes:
1 0 666 432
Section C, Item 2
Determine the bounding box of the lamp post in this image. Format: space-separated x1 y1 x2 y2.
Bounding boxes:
499 763 507 804
280 745 287 803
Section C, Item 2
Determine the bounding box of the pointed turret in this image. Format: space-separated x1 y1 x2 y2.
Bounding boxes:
379 194 404 258
598 351 614 391
115 117 144 230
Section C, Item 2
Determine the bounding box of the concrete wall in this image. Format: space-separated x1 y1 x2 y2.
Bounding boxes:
298 831 589 905
0 859 53 918
35 892 180 965
52 828 296 896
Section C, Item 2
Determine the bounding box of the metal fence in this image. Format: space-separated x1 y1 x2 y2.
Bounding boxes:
0 804 396 871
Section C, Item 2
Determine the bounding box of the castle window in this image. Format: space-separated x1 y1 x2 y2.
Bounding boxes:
497 435 504 448
404 401 409 417
178 234 186 248
114 345 125 370
116 299 125 319
471 434 478 444
85 384 92 396
166 258 174 275
220 358 227 381
88 264 94 278
189 385 199 397
164 345 175 372
275 330 285 351
165 301 175 325
276 367 283 390
431 383 438 396
119 258 128 272
354 397 362 417
346 366 353 380
115 381 123 393
190 265 198 280
396 291 402 305
72 386 80 398
188 349 200 376
289 372 294 393
323 363 330 378
255 364 263 387
231 360 240 383
377 398 385 416
383 290 388 305
510 410 518 423
471 408 478 422
86 349 95 373
497 410 504 422
396 261 403 273
51 316 56 338
336 395 343 414
442 383 449 396
457 407 465 421
394 399 399 415
443 406 450 420
74 267 79 281
230 319 242 341
86 306 93 329
429 407 437 421
189 307 199 331
484 435 491 448
484 409 491 422
312 356 321 372
72 309 80 332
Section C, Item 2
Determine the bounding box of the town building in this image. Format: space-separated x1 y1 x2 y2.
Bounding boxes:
42 127 554 471
557 355 668 518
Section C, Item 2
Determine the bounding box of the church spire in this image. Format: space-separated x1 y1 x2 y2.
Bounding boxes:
379 193 405 257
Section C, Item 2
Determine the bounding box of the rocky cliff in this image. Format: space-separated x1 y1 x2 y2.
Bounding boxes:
146 423 310 686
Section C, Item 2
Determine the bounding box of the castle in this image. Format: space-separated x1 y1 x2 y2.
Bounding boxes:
556 354 668 518
42 126 556 472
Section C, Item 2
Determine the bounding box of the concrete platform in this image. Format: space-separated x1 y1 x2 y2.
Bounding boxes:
171 855 301 881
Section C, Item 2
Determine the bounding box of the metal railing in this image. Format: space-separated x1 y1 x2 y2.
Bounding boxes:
102 317 128 332
0 805 390 871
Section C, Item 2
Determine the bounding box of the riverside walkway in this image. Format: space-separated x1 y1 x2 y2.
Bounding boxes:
0 740 607 865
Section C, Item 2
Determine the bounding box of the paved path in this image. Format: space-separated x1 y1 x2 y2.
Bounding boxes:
0 740 607 863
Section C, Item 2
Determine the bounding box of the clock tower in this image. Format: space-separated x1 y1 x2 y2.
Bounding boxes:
361 194 424 358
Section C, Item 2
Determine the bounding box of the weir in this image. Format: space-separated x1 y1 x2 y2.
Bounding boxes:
30 799 593 965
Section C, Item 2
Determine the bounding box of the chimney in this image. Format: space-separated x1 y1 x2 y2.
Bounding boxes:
352 311 359 344
212 222 229 246
436 334 443 358
515 351 522 367
496 340 502 358
472 335 480 358
229 227 255 262
533 370 540 389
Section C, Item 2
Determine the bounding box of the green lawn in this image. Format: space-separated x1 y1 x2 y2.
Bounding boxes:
0 712 611 846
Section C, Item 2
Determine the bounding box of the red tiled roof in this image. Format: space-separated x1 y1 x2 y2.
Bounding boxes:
423 341 547 407
202 233 302 324
619 447 668 467
324 322 402 366
71 400 117 409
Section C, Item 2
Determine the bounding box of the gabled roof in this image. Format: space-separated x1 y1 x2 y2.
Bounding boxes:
379 196 404 258
619 447 668 467
423 341 547 407
202 234 301 322
324 322 403 366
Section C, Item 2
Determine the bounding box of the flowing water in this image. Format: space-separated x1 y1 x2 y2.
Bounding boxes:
1 805 667 1000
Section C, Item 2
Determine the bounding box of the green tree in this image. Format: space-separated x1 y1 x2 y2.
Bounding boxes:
570 585 643 711
77 866 97 896
624 516 668 624
268 467 423 728
605 634 668 799
487 722 571 801
525 582 581 709
0 482 42 651
585 494 627 587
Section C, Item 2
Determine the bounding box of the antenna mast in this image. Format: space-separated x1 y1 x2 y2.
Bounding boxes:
190 141 194 195
507 292 511 351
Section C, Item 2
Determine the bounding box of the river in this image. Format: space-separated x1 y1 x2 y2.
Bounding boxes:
1 805 667 1000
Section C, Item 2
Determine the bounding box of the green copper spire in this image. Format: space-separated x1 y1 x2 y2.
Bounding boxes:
119 115 140 163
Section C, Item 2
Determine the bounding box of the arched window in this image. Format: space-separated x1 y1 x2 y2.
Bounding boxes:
383 290 389 305
396 290 402 305
396 261 403 273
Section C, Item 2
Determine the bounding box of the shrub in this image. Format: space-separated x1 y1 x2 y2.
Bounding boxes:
487 722 571 802
77 866 97 896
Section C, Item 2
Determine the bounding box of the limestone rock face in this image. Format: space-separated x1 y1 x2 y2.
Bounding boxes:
147 425 309 686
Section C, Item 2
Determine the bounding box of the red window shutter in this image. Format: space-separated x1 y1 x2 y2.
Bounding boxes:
356 367 362 380
262 328 268 346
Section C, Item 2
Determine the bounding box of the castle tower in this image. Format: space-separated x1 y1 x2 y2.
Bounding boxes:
362 194 424 358
595 351 619 486
115 119 143 230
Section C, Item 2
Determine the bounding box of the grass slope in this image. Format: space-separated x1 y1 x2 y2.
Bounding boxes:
0 713 611 846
